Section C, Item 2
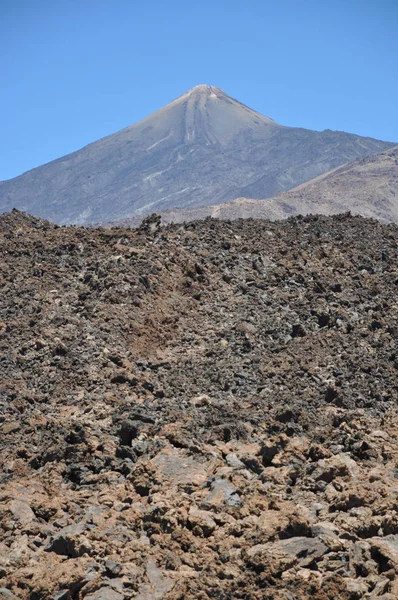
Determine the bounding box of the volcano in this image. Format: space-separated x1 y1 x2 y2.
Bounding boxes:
0 85 394 224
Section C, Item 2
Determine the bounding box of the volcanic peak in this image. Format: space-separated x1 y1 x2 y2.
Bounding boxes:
0 85 394 225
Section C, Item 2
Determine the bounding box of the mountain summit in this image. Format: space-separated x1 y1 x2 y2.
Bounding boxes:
0 86 394 224
151 84 278 144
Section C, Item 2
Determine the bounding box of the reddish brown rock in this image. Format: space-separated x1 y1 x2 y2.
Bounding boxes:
1 210 398 598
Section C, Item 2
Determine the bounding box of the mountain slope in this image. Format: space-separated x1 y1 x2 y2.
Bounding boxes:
0 85 394 225
263 144 398 221
112 145 396 226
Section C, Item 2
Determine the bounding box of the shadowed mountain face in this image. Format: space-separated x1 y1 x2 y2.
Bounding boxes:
0 85 394 225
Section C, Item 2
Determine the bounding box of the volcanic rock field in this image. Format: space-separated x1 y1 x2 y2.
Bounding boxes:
2 209 398 599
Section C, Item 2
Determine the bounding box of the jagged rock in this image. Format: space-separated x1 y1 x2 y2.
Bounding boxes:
9 500 35 526
0 590 17 600
84 588 124 600
2 212 398 599
135 562 174 599
104 559 122 577
276 537 329 567
53 591 72 600
45 523 91 557
188 508 217 537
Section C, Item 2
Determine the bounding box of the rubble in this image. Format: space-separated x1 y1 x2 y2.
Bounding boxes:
1 209 398 598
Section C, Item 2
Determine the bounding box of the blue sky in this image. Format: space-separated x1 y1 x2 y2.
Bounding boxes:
1 0 397 180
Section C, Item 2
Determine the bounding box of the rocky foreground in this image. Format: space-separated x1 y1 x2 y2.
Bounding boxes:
2 210 398 599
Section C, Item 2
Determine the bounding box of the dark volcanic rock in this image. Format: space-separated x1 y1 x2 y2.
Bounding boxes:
1 210 398 598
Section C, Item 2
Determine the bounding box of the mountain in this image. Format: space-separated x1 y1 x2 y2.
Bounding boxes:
0 85 394 225
113 145 398 226
261 144 398 222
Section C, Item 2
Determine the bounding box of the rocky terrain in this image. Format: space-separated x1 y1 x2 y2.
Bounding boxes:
2 209 398 599
0 85 394 225
109 146 398 227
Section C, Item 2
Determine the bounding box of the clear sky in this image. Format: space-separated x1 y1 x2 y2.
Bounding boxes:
1 0 397 181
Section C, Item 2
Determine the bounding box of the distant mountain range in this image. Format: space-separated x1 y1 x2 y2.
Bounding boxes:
0 85 395 225
112 145 397 226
